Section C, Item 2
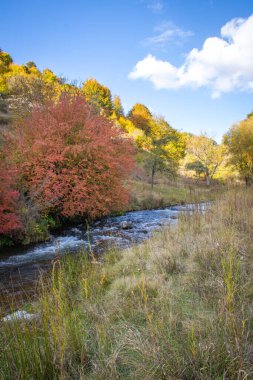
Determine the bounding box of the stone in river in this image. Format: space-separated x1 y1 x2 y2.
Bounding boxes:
120 221 133 230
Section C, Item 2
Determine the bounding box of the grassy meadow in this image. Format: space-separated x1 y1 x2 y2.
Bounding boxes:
1 187 252 379
128 175 225 210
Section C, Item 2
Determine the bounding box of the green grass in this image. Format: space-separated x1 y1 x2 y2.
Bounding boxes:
1 188 253 379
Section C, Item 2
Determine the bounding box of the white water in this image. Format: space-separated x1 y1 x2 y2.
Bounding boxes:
0 203 209 300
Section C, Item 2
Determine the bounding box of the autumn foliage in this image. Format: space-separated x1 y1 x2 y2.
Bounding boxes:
7 94 134 220
0 161 20 235
224 116 253 185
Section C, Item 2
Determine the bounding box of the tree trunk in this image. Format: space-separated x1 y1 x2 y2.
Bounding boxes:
206 172 211 186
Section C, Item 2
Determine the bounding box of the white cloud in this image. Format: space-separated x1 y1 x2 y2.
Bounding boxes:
144 22 194 47
147 0 163 13
129 14 253 98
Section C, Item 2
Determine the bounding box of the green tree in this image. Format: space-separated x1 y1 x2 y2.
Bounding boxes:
185 160 206 180
224 116 253 185
187 135 225 186
25 61 37 69
82 78 113 115
140 116 185 189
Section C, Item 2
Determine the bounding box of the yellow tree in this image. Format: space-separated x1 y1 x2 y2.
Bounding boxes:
187 135 226 186
128 103 152 134
82 78 113 115
224 116 253 185
112 95 124 118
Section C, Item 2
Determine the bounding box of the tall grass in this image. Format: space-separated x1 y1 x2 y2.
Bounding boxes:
1 188 253 379
128 177 225 210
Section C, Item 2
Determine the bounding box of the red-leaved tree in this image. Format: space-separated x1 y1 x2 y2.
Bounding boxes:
0 161 21 235
8 94 134 219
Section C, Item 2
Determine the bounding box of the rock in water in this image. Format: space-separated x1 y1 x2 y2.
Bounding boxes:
120 221 133 230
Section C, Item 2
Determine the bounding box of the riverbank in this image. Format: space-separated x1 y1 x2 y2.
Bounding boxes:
1 187 252 379
128 176 224 210
0 176 225 249
0 203 201 309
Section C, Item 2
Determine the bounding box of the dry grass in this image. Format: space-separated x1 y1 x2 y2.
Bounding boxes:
128 176 225 210
0 188 253 379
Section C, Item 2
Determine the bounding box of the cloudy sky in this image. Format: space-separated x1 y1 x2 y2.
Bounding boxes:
1 0 253 141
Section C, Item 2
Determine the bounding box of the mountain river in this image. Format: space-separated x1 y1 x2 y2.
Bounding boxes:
0 203 208 309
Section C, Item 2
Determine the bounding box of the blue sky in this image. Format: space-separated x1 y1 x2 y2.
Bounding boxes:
1 0 253 141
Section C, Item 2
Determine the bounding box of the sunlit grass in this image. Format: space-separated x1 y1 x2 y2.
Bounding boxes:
1 188 253 379
128 176 225 210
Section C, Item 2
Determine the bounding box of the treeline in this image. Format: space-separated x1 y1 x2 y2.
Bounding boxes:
0 49 253 245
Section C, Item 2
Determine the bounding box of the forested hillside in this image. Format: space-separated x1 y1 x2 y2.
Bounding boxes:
1 49 252 247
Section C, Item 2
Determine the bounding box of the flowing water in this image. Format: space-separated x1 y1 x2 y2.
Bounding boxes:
0 203 208 308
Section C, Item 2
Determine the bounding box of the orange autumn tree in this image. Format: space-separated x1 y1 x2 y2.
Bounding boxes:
0 161 21 235
8 94 134 220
